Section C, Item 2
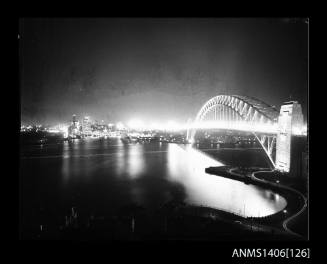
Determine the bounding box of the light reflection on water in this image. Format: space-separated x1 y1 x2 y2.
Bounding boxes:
127 144 145 179
22 139 287 218
167 144 286 217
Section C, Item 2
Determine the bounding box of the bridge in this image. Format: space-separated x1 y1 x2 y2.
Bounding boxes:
186 95 305 173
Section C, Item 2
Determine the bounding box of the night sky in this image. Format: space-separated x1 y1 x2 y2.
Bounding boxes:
19 18 308 125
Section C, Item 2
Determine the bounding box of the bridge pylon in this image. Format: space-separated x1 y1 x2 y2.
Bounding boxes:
275 101 304 173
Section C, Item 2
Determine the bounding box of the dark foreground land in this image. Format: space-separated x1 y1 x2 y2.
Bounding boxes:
21 202 296 241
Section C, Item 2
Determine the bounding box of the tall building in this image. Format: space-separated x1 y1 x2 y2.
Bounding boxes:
82 116 92 136
69 114 81 138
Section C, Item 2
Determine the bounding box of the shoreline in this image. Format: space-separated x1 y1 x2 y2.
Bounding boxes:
205 166 307 238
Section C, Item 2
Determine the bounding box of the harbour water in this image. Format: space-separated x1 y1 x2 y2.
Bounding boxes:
20 138 287 237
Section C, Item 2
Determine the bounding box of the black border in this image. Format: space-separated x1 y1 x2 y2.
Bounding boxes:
12 14 318 263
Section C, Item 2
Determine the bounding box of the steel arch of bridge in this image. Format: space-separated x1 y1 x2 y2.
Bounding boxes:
187 95 280 168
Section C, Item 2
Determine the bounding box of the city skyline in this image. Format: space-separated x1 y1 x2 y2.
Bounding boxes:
20 18 308 125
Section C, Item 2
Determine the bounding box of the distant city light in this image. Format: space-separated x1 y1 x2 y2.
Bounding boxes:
116 122 125 130
188 120 278 134
149 123 159 130
48 129 60 133
19 118 307 137
127 119 144 130
166 120 179 131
